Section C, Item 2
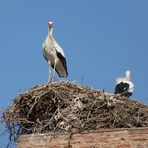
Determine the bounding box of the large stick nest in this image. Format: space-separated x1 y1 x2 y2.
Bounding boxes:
3 81 148 142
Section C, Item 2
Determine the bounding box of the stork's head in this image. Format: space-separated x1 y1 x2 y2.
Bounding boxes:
48 21 54 35
48 21 53 28
125 70 131 80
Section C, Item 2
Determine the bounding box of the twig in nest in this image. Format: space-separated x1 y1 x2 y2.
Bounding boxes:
2 81 148 146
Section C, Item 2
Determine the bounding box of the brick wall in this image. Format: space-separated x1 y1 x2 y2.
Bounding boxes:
18 127 148 148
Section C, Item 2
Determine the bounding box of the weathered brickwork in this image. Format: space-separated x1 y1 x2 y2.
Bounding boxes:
18 128 148 148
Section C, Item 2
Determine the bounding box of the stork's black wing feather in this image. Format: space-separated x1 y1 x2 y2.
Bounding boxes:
56 51 68 77
114 82 132 97
114 82 129 94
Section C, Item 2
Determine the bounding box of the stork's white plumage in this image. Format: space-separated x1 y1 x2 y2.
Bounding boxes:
42 21 68 82
114 70 134 97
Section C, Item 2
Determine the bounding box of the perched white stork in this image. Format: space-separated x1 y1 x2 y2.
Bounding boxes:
114 70 134 97
42 21 68 82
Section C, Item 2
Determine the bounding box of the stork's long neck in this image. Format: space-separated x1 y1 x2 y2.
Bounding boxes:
125 74 131 81
48 27 53 36
46 27 55 45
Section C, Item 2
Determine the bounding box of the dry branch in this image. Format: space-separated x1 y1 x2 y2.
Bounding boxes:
3 81 148 142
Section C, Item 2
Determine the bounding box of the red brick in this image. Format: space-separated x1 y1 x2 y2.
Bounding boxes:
17 128 148 148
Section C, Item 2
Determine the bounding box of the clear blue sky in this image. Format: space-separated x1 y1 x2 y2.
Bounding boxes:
0 0 148 147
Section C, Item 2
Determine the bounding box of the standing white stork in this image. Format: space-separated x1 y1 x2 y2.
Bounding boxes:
114 70 134 97
42 21 68 83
